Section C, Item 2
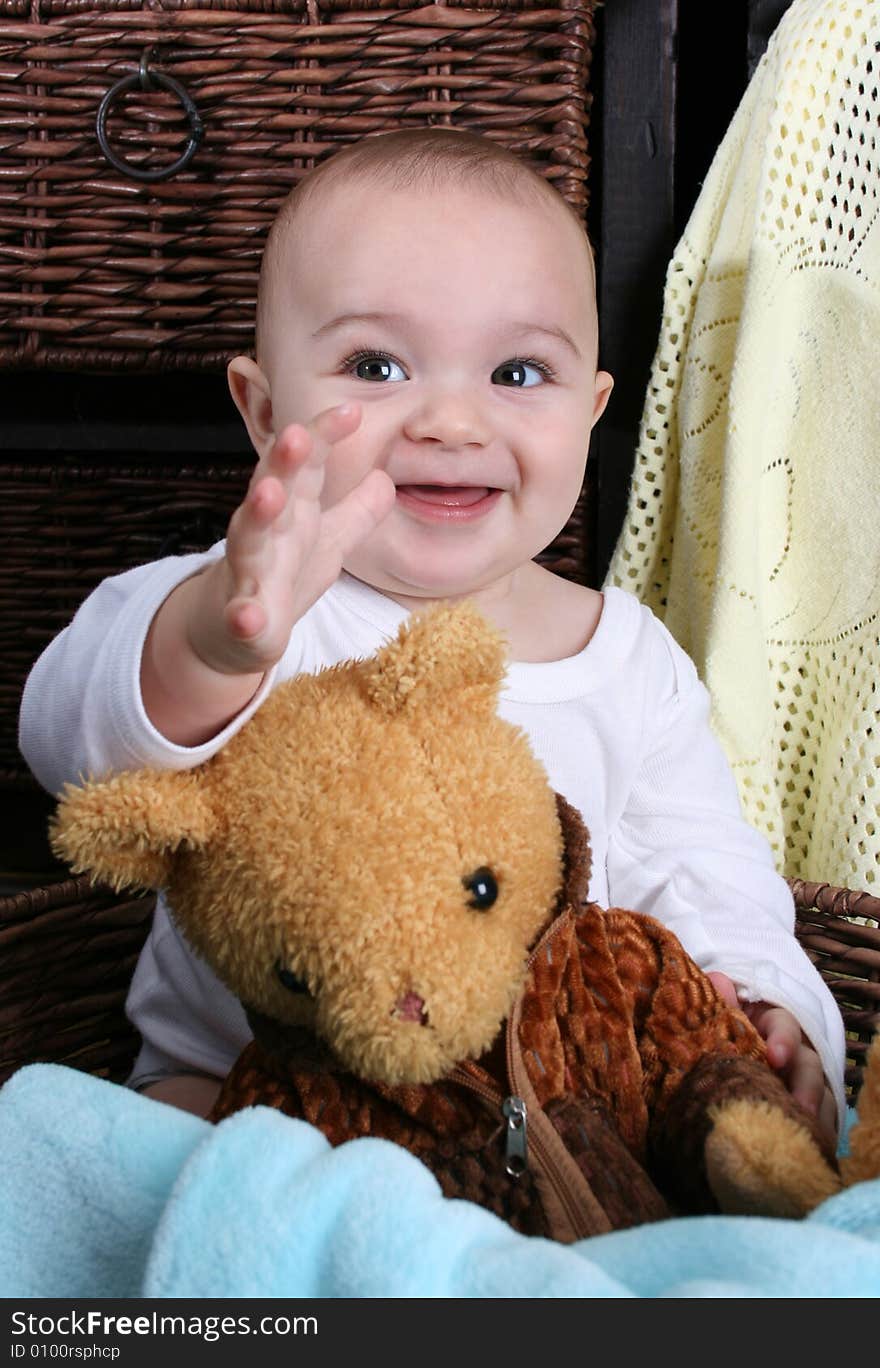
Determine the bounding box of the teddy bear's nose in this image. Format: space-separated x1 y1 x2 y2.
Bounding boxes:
394 992 429 1026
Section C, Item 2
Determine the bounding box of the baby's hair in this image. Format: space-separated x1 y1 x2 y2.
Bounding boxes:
256 127 592 359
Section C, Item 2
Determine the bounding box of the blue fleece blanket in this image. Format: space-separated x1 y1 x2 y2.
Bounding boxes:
1 1064 878 1298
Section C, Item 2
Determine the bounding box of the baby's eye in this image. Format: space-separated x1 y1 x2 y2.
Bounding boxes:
491 359 552 388
343 351 407 383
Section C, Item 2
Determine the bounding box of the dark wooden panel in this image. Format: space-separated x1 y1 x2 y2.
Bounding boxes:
674 0 748 237
0 373 249 455
748 0 794 75
592 0 679 584
590 0 793 584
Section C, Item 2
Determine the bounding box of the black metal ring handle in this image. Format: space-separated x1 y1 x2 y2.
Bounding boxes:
96 58 204 183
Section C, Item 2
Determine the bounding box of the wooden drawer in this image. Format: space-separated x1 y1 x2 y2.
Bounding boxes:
0 451 250 790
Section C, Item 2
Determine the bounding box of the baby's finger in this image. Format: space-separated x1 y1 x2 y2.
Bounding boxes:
274 402 362 476
224 593 268 643
255 404 362 507
307 401 362 452
707 971 739 1009
241 426 316 514
225 477 287 590
751 1004 802 1070
319 469 397 560
787 1043 826 1116
243 473 287 526
819 1087 837 1139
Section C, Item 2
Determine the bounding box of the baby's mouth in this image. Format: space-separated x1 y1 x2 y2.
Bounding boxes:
394 484 504 524
395 484 492 508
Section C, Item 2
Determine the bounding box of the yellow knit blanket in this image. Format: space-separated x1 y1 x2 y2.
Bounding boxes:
606 0 880 890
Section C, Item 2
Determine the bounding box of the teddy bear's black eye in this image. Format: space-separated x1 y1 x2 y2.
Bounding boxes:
275 961 309 995
463 867 498 910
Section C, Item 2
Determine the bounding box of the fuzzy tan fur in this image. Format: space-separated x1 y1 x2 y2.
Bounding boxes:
705 1100 842 1217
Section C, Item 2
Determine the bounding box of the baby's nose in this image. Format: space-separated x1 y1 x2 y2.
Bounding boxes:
402 387 491 447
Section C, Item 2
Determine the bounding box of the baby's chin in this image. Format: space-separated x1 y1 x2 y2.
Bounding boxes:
345 567 512 612
342 545 526 608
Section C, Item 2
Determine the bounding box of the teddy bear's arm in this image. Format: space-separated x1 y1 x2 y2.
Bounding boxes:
602 908 767 1107
602 909 841 1215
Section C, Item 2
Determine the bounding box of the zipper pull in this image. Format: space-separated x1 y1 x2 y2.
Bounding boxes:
502 1096 528 1177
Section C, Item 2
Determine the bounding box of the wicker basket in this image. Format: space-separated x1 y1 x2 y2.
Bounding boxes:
1 874 878 1103
0 0 597 370
0 874 155 1085
791 879 880 1098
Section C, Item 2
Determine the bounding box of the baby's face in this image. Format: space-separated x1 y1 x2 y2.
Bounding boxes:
255 179 610 601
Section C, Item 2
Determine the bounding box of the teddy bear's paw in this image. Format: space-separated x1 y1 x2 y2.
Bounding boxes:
704 1099 841 1218
840 1031 880 1187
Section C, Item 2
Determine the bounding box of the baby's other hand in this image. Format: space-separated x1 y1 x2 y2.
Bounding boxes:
708 971 837 1143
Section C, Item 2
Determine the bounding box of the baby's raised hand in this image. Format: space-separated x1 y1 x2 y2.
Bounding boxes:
141 402 395 746
194 403 395 675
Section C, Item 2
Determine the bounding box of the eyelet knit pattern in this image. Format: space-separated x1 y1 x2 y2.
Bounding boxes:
606 0 880 888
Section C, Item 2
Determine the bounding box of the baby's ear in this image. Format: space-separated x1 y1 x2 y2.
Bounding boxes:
359 601 507 716
50 768 215 892
227 355 275 461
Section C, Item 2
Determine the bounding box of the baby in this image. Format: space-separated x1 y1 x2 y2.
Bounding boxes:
19 129 844 1136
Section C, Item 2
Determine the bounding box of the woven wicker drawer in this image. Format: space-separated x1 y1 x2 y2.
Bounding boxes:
0 453 250 788
0 0 597 370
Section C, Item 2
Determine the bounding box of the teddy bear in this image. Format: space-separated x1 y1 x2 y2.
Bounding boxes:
51 602 879 1242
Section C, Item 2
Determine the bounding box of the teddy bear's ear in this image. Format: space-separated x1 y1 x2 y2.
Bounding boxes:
359 601 507 716
49 768 216 892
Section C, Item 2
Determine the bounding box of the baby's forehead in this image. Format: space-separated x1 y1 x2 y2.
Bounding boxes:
270 169 592 273
257 168 596 354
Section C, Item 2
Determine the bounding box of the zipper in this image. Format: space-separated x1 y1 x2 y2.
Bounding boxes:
449 909 610 1240
446 1063 527 1177
501 1097 528 1176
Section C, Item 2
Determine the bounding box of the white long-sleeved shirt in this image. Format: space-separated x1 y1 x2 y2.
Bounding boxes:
18 551 847 1124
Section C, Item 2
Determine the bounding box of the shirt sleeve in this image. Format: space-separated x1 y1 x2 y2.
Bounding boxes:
18 544 277 795
606 622 847 1129
125 899 251 1088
